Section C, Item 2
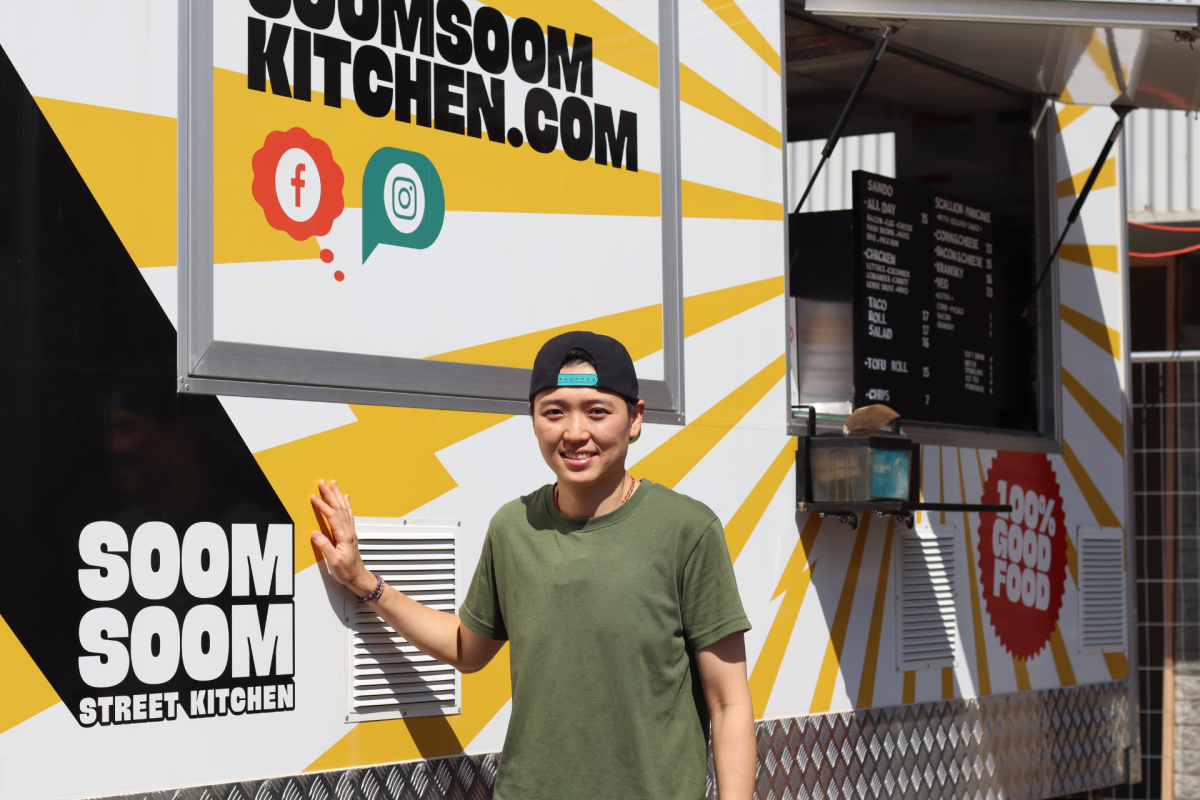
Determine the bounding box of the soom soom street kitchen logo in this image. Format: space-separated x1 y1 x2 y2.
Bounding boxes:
977 452 1068 659
75 521 295 727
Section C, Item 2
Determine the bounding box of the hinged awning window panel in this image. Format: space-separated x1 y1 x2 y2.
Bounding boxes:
895 523 958 670
345 518 460 722
805 1 1198 28
1077 526 1129 653
803 0 1200 110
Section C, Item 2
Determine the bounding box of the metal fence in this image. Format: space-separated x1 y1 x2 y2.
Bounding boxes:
1109 354 1200 800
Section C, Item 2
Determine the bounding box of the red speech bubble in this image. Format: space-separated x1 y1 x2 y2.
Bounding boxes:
251 128 344 242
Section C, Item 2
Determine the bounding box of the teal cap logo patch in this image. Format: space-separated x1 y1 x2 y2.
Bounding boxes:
557 374 599 387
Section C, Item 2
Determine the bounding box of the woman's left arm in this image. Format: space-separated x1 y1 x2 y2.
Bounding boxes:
697 631 757 800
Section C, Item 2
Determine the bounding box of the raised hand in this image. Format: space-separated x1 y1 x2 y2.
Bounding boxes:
308 480 505 673
310 479 374 595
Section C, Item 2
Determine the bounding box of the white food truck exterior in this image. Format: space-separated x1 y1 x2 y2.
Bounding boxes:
0 1 1194 798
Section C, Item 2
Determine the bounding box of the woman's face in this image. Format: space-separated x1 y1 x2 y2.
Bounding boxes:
531 364 643 491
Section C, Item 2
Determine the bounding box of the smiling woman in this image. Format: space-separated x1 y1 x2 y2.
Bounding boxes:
530 338 644 518
310 330 757 800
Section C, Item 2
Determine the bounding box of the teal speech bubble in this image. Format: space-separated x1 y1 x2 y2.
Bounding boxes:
362 147 445 262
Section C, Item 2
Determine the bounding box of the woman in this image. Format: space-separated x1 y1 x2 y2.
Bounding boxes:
311 331 756 800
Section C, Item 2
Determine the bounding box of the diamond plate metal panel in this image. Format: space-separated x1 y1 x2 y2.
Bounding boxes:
738 682 1131 800
97 683 1129 800
97 755 499 800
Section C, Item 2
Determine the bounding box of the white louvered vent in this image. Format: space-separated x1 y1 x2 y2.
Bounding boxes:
345 518 460 721
1078 527 1128 653
895 525 957 671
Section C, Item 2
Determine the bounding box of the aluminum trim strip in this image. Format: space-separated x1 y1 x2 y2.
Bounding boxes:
788 421 1066 454
659 0 687 424
1131 349 1200 362
178 0 215 377
804 0 1198 28
190 342 679 411
182 376 683 423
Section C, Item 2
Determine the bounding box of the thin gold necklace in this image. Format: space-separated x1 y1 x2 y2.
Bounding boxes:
556 473 637 512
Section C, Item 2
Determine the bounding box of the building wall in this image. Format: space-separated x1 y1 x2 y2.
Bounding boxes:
1125 109 1200 223
1122 0 1200 225
786 133 896 213
1124 0 1200 223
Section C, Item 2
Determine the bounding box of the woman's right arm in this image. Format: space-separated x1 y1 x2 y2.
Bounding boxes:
311 479 505 673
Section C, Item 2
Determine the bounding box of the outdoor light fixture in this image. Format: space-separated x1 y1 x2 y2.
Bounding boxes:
794 407 1010 529
808 430 913 503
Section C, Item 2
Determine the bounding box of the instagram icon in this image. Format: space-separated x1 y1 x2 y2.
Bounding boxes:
381 162 425 234
362 147 444 259
392 177 418 220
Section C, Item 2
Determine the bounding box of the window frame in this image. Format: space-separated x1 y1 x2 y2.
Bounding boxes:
177 0 687 425
779 8 1065 452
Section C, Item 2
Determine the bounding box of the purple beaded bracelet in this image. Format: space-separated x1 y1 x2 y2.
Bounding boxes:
357 574 384 603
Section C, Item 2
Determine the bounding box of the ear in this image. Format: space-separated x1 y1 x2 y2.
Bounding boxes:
629 400 646 443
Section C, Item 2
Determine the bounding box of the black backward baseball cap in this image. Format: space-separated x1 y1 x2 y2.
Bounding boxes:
529 331 640 405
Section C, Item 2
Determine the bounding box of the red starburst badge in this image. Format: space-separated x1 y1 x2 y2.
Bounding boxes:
978 451 1068 659
251 128 344 241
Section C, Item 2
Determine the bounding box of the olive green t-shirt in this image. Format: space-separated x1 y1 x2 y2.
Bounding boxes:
459 480 751 800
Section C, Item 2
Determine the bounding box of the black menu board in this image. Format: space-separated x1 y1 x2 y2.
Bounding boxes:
927 188 997 426
851 172 930 414
851 171 999 427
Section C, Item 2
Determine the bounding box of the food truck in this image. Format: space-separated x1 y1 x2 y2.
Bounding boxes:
1 0 1198 798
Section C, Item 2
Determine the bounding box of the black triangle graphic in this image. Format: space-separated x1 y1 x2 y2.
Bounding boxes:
0 42 295 726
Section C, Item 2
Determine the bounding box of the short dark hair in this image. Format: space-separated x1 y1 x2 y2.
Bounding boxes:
560 347 636 419
560 347 596 370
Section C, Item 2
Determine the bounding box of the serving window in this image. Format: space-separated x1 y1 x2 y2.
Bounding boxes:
783 0 1200 447
782 7 1059 449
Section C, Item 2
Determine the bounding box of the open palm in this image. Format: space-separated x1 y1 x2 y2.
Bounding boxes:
310 479 368 591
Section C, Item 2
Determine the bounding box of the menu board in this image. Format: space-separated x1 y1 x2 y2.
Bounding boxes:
851 171 998 427
928 187 997 424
